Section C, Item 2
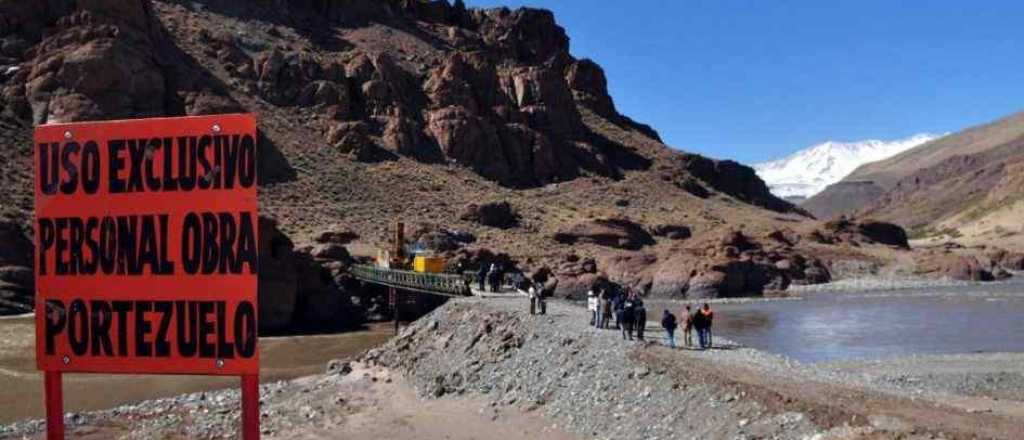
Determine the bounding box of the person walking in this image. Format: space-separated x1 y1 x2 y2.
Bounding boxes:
487 263 499 292
698 303 714 349
528 283 538 315
587 290 598 326
476 263 488 292
621 294 635 340
661 309 678 348
613 290 624 330
633 295 647 341
600 290 612 329
682 305 694 348
536 282 547 315
691 305 706 349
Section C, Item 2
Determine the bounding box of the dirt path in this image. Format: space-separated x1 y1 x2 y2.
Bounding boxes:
0 362 580 440
638 346 1024 439
297 364 579 440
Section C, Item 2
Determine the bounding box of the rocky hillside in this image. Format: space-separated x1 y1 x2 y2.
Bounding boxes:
0 0 1010 328
808 111 1024 248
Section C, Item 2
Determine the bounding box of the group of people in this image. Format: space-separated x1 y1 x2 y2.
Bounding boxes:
477 263 507 292
587 289 715 349
585 287 649 341
660 304 715 349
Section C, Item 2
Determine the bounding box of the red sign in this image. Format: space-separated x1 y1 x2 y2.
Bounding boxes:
33 114 260 438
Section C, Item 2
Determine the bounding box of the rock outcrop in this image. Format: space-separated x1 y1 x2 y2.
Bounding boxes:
815 217 910 249
0 220 32 314
664 154 805 215
460 201 519 229
554 218 655 251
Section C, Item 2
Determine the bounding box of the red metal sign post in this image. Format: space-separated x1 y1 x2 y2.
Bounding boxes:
34 114 260 439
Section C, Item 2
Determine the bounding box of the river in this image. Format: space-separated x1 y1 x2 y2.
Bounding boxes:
0 316 393 424
652 280 1024 363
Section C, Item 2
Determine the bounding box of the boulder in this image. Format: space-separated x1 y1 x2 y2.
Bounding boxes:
291 250 352 330
940 255 994 282
26 22 166 124
984 248 1021 272
0 265 32 287
258 217 299 332
255 49 320 105
327 121 391 162
382 115 425 156
310 243 352 263
766 229 800 247
0 220 31 267
649 224 691 240
998 251 1024 270
297 80 350 113
315 230 359 245
719 229 757 252
803 264 832 284
460 201 519 229
554 218 654 250
677 177 710 199
857 221 910 249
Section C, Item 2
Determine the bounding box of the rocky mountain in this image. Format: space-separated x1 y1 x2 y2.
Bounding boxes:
754 134 938 201
808 111 1024 248
0 0 1012 329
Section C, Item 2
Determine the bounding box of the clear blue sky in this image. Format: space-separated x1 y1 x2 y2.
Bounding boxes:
464 0 1024 164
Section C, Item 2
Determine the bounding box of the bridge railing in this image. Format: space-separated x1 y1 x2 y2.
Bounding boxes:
350 264 471 297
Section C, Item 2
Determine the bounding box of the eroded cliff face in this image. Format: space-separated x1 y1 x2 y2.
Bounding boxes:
0 0 867 320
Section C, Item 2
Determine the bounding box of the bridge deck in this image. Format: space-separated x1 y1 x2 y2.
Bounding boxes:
350 264 472 297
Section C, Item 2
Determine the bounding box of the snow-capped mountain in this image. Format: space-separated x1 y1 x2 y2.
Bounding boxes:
754 133 941 200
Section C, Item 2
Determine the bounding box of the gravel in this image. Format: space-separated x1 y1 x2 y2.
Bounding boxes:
821 352 1024 401
363 299 896 439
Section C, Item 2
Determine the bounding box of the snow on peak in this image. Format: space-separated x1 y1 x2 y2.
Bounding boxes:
753 133 941 199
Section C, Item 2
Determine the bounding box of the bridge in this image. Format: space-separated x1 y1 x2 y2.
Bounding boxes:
349 264 528 299
350 264 473 297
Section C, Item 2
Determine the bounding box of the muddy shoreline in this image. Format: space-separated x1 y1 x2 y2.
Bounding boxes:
0 319 394 425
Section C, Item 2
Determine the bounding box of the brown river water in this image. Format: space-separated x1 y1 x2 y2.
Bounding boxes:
0 316 392 424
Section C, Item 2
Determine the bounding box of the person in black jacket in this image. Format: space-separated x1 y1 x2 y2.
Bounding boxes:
661 309 678 348
691 306 707 349
620 296 635 341
633 296 647 341
476 263 488 292
697 303 714 348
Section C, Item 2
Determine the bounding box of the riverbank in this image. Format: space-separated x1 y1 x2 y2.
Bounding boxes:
4 297 1022 439
782 272 1024 294
0 317 395 424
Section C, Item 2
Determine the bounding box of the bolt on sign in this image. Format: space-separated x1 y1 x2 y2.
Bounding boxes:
34 114 260 439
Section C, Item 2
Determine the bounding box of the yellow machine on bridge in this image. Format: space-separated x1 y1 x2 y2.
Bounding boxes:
413 255 446 273
377 220 446 273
